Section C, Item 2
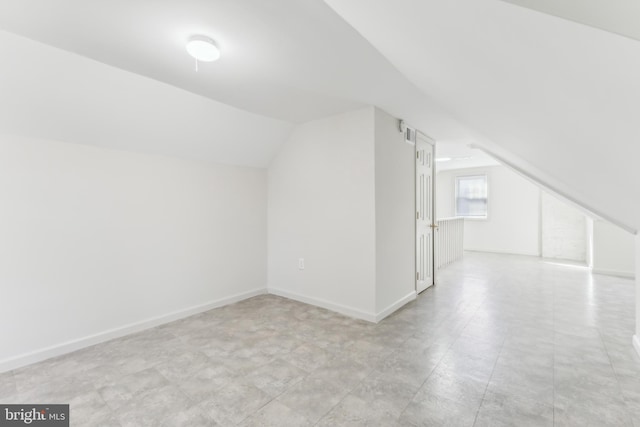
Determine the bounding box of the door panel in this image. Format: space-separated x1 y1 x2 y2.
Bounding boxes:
416 133 435 293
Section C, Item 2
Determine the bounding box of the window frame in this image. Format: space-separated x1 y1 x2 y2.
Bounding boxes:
454 174 489 220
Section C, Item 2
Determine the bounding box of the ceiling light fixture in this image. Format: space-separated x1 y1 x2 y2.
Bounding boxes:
186 35 220 71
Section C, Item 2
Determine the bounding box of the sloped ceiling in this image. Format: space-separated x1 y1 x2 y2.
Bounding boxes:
0 30 292 168
0 0 474 168
501 0 640 42
324 0 640 232
0 0 638 231
436 143 500 172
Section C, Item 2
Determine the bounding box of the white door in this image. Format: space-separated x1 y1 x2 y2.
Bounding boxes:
416 133 435 293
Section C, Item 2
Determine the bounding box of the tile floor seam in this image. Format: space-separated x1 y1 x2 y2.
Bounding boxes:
4 253 637 426
311 330 418 427
596 327 635 427
396 293 492 424
248 368 312 424
394 352 441 422
240 395 277 425
370 327 437 421
151 367 202 414
310 384 350 427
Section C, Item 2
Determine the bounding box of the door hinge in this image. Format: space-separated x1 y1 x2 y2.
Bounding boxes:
416 272 420 280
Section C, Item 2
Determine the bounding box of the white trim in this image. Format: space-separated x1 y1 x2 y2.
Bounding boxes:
591 268 635 279
268 287 377 323
0 288 266 373
633 335 640 359
375 291 417 323
454 174 489 220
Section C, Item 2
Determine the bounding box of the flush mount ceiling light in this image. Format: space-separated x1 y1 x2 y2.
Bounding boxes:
186 35 220 70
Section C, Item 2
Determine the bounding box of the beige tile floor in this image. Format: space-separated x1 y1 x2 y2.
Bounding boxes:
1 252 639 426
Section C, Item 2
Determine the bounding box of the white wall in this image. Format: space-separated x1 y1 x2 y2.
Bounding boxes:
585 218 594 267
0 30 293 169
267 108 377 318
436 165 591 261
541 191 587 262
268 106 416 321
592 220 635 278
436 165 541 256
435 170 456 219
0 135 267 370
325 0 640 236
635 235 640 357
374 108 415 314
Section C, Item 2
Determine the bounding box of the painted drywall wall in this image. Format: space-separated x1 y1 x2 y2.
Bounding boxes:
541 191 587 262
501 0 640 44
374 108 415 314
0 135 267 369
268 106 416 320
435 170 455 219
592 220 635 278
436 165 540 256
0 30 292 169
325 0 640 235
585 218 594 267
267 107 377 318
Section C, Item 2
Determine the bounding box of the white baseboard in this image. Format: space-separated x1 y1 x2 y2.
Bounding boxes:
634 335 640 359
268 287 377 323
591 268 635 279
0 288 266 373
375 291 417 322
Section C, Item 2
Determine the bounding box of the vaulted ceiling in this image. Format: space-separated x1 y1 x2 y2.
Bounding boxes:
0 0 638 231
502 0 640 42
0 29 293 167
0 0 471 154
324 0 640 233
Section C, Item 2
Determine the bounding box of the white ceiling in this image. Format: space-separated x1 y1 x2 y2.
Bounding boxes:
501 0 640 42
1 0 638 231
0 0 477 168
436 142 500 172
0 30 292 168
0 0 360 123
324 0 640 232
0 0 463 133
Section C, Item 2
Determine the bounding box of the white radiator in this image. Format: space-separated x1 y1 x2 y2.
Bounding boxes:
435 217 464 270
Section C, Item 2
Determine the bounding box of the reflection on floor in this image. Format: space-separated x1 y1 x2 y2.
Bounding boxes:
1 252 639 426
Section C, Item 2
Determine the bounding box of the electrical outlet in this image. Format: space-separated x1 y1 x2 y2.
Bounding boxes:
298 258 305 270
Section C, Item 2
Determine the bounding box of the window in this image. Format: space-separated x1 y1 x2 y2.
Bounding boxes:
455 175 488 218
